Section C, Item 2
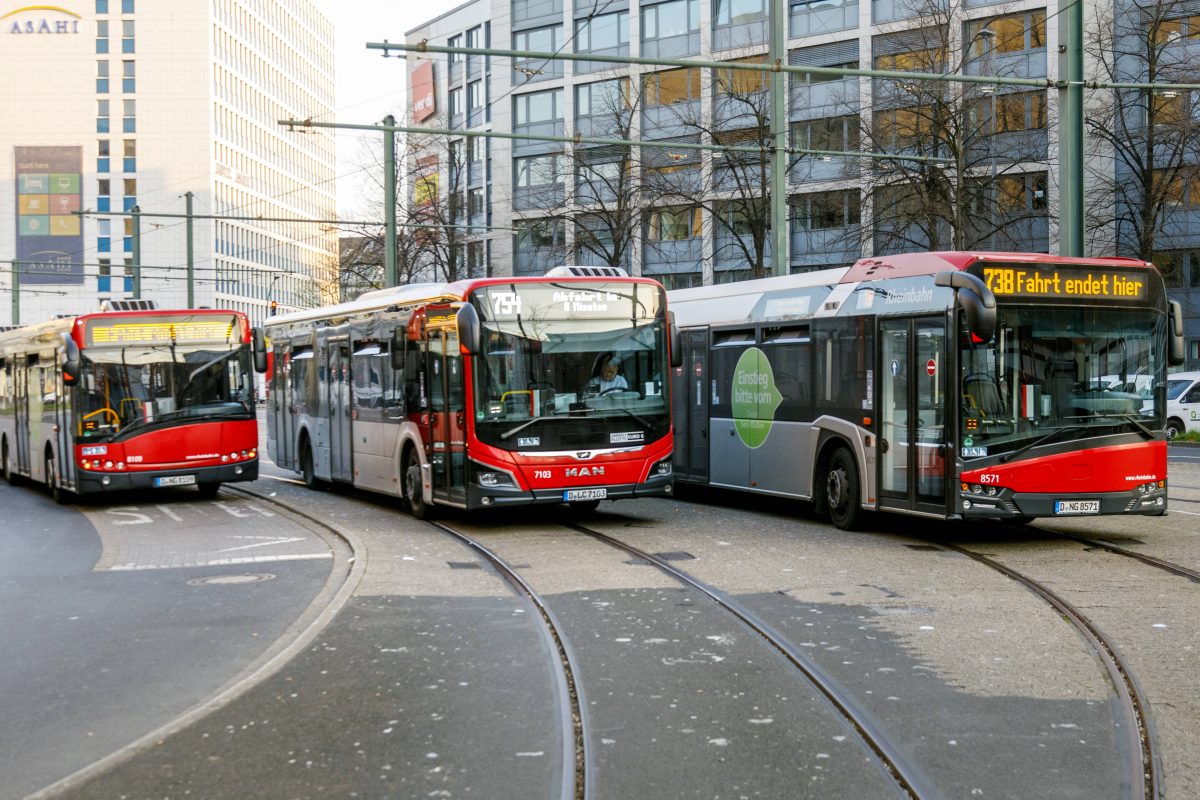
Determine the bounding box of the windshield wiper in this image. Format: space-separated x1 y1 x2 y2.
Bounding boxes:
999 424 1088 464
1092 414 1156 440
500 415 556 440
611 407 652 431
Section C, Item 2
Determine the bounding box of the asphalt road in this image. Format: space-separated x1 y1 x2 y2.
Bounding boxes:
0 479 340 799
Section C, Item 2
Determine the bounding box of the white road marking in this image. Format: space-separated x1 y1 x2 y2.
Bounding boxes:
107 552 333 570
156 505 183 522
217 537 306 553
107 507 153 525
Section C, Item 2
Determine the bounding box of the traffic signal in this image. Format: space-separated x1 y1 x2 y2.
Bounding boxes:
269 300 278 316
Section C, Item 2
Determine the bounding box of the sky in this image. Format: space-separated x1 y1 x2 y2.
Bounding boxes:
314 0 465 218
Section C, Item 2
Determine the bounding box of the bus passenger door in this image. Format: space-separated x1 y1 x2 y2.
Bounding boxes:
878 316 948 514
428 326 466 505
328 343 353 482
672 329 709 482
14 358 31 475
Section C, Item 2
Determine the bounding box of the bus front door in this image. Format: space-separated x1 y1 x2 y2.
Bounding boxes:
328 343 353 482
879 316 948 516
672 329 709 482
14 358 30 475
428 326 466 506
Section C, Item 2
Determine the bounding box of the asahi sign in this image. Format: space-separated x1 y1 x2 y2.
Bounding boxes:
3 5 82 34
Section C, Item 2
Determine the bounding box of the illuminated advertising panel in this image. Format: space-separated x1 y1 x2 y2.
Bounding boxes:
980 263 1149 303
14 145 83 284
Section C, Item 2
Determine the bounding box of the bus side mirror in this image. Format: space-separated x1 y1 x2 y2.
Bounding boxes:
391 328 405 371
1168 301 1185 366
61 333 81 386
252 327 268 374
935 270 996 343
456 303 481 356
669 311 683 369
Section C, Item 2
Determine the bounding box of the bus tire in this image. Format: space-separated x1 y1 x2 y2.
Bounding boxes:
825 448 862 531
1165 418 1185 440
46 453 69 505
403 447 431 520
300 443 326 490
197 482 221 499
568 499 601 514
2 438 17 486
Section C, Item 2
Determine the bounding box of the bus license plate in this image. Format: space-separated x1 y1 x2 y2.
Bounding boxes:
155 475 196 487
564 488 607 502
1054 500 1099 515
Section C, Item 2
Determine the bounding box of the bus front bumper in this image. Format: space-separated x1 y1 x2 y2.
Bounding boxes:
958 486 1167 519
466 472 675 510
74 460 258 493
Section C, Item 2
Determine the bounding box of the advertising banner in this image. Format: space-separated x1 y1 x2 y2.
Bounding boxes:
14 145 84 284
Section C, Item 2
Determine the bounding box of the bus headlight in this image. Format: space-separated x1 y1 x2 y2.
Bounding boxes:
477 471 514 488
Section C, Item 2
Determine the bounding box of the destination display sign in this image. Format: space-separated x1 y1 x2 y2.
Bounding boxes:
979 264 1148 302
474 283 662 322
86 315 238 346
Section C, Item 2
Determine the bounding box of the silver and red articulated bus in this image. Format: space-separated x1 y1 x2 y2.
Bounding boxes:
264 267 680 517
668 251 1186 529
0 305 268 501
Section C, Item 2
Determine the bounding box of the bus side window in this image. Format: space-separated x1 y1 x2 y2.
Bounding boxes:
404 341 426 411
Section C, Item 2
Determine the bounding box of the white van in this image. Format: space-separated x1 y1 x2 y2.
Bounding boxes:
1165 371 1200 439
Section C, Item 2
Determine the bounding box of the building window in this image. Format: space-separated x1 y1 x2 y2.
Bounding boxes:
466 26 481 49
122 60 135 93
792 189 861 230
448 34 462 64
642 0 701 40
469 135 486 163
121 19 134 53
513 88 562 125
122 0 134 12
123 178 136 196
449 87 463 117
514 153 565 187
96 20 109 52
123 139 136 172
122 99 136 132
714 0 767 26
96 0 108 11
646 206 702 240
576 79 629 118
643 67 701 106
575 11 628 51
967 12 1046 58
96 60 109 93
98 140 110 173
467 80 483 111
513 24 559 52
468 186 484 216
792 115 860 152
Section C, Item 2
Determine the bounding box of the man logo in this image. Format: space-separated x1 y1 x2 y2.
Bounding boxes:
575 451 592 459
565 466 604 477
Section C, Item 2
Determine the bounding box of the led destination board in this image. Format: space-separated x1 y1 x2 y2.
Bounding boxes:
86 316 238 346
981 264 1148 302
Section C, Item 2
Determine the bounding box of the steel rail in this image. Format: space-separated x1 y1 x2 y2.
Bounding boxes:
932 540 1162 800
1045 531 1200 585
429 520 588 800
565 522 938 800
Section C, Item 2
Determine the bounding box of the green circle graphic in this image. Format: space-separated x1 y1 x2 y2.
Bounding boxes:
732 347 783 449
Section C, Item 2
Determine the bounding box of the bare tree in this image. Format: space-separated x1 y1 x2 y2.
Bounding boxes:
837 0 1051 255
1084 0 1200 277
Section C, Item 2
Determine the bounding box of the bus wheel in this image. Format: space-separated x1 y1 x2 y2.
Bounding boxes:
825 448 862 531
300 445 326 490
2 440 16 486
403 449 431 520
46 454 68 505
568 499 601 514
197 482 221 499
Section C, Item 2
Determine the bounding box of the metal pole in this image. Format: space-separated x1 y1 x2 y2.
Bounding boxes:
770 0 788 277
10 261 19 326
185 191 195 308
131 204 141 299
1058 0 1084 256
383 114 398 287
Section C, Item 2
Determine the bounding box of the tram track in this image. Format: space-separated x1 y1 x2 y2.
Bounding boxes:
425 520 587 800
561 521 936 800
929 537 1163 800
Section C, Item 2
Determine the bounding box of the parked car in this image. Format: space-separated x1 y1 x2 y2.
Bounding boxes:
1165 371 1200 439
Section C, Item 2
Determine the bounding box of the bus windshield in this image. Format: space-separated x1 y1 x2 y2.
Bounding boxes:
77 343 254 441
958 304 1164 457
470 282 670 450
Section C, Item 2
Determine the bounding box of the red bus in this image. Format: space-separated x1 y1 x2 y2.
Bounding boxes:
668 252 1186 529
0 304 268 501
264 268 679 516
